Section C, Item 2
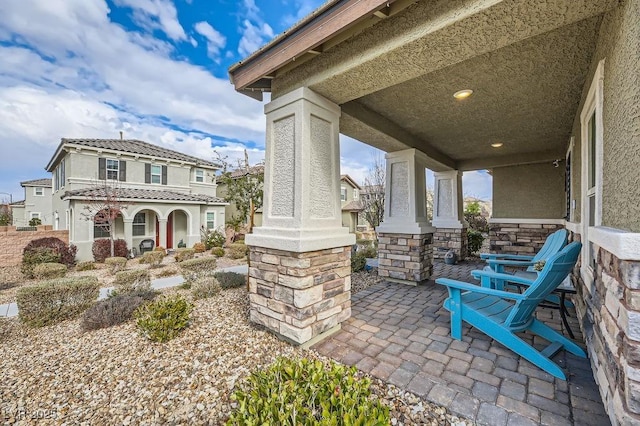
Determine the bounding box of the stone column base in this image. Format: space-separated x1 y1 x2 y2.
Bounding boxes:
433 228 468 261
377 232 433 285
247 245 352 345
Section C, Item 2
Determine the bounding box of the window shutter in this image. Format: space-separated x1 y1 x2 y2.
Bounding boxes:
98 158 106 180
162 165 168 185
145 164 151 184
119 160 126 181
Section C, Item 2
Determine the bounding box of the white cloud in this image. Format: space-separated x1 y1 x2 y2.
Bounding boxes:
113 0 188 42
282 0 318 27
238 19 274 57
194 21 226 61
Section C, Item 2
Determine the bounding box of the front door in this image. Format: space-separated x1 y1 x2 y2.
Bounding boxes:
155 216 160 247
167 211 174 249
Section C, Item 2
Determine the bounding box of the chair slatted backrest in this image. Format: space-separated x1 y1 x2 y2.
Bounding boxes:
505 242 582 329
525 229 568 272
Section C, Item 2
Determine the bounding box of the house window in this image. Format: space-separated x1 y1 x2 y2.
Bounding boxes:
151 165 162 184
133 212 146 236
206 212 215 229
30 212 41 219
353 189 359 200
195 169 205 183
106 159 119 180
53 159 65 191
34 187 44 196
340 187 347 201
94 224 110 239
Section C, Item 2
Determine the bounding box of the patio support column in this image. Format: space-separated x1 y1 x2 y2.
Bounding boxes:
432 170 468 261
377 148 435 285
123 218 133 255
245 87 354 346
157 218 167 249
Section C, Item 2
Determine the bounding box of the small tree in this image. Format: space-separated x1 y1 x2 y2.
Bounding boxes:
81 181 129 258
361 155 385 233
0 204 11 226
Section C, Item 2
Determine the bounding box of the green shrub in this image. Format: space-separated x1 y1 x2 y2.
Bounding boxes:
191 277 221 300
33 262 67 280
214 271 246 289
29 217 42 227
114 269 151 294
17 276 100 327
467 229 484 255
351 251 367 273
142 250 164 268
179 256 217 283
227 243 248 259
21 247 61 278
210 247 225 257
81 290 158 331
228 357 389 425
135 295 193 342
192 242 206 253
359 246 377 258
76 261 96 271
156 267 178 278
105 256 127 274
201 228 226 249
174 248 195 263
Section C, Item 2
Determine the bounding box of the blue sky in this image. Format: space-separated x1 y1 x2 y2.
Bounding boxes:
0 0 491 203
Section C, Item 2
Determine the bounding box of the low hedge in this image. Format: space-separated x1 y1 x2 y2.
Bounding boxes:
81 290 158 331
76 261 96 271
114 270 151 294
351 251 367 273
227 243 248 259
141 251 164 267
179 257 217 283
33 262 67 280
210 247 225 257
214 271 246 289
174 248 195 263
17 276 100 327
191 277 221 300
135 295 192 342
21 247 60 279
105 257 127 274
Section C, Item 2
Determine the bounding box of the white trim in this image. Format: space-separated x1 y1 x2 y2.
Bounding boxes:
589 226 640 261
29 212 41 219
33 187 44 196
565 221 581 234
566 137 575 222
489 218 565 225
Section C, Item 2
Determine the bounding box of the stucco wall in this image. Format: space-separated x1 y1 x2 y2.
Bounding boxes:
570 0 640 231
492 162 565 219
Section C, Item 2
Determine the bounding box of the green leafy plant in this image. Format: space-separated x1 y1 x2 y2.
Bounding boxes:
16 276 100 327
76 261 96 271
201 227 226 249
33 262 67 280
142 250 164 268
227 357 389 425
21 247 60 278
28 217 42 227
227 243 248 259
214 271 246 289
351 251 367 273
174 248 195 263
359 246 377 259
210 247 225 257
21 237 76 278
81 290 158 331
191 277 221 300
467 229 484 255
135 295 193 342
114 269 151 294
105 256 127 274
179 256 217 284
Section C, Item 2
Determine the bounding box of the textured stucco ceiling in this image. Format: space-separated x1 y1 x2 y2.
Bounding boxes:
349 16 601 165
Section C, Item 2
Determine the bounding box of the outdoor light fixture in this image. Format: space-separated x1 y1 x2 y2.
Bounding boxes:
453 89 473 99
491 142 503 148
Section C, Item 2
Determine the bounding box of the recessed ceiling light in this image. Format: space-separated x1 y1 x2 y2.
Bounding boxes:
453 89 473 99
491 142 503 148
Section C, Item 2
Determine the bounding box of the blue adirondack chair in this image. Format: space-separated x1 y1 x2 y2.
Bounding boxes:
436 242 585 380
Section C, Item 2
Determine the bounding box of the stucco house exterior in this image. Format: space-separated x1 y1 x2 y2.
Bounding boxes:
228 0 640 423
11 178 53 226
44 138 227 261
340 174 362 233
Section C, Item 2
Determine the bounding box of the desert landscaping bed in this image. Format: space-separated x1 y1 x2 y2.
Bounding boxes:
0 273 470 425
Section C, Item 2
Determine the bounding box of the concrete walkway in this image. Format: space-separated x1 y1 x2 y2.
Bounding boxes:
313 261 610 426
0 264 249 318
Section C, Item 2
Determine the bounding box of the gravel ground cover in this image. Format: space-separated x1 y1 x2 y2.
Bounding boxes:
1 271 470 425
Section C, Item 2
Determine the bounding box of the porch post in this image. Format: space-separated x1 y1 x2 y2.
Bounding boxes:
245 87 354 346
432 170 468 261
122 218 134 255
157 218 167 249
377 148 435 285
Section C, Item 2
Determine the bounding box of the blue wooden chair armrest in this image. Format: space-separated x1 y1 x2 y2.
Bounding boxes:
487 259 536 267
480 253 534 260
435 278 527 300
471 269 535 289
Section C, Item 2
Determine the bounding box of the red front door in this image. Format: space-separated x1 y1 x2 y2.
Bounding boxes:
167 212 174 249
155 216 160 247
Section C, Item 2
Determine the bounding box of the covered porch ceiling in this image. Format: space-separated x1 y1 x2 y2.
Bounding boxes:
229 0 617 172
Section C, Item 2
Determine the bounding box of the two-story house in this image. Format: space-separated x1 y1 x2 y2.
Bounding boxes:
45 138 227 260
11 178 54 226
340 175 362 233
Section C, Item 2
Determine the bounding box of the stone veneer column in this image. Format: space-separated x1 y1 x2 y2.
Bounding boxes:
432 170 468 261
377 149 434 285
245 87 354 346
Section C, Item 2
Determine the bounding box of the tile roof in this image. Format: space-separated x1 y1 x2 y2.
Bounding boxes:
21 178 52 187
341 200 363 211
62 187 226 204
61 139 218 167
10 200 25 206
217 164 265 182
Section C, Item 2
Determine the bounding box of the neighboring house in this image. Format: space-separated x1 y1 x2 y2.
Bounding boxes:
216 164 265 228
340 175 362 233
11 178 53 226
44 138 227 260
358 184 384 230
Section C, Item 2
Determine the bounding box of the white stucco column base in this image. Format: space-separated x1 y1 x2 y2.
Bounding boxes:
246 87 354 346
376 149 435 284
157 219 167 249
123 219 133 256
432 170 468 260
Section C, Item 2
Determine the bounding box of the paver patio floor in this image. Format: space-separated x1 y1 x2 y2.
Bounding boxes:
313 261 610 425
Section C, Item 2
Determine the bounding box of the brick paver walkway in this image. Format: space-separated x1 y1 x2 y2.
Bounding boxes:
313 261 610 425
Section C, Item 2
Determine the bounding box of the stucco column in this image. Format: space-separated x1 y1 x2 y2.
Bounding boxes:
123 218 133 255
245 87 354 346
377 149 435 284
157 218 167 249
432 170 468 261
